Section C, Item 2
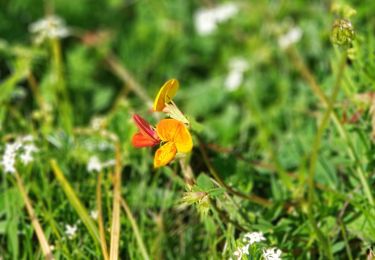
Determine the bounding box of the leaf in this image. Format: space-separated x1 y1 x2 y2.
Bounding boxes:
196 174 214 191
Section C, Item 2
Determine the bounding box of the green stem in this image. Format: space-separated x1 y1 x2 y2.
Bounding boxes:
307 51 347 259
120 198 150 260
51 38 73 133
290 46 374 205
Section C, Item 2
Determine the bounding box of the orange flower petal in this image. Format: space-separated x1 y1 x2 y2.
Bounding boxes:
154 142 177 168
156 119 193 153
132 132 159 147
153 79 179 111
156 118 179 141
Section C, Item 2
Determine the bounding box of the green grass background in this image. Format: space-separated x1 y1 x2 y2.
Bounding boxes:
1 0 375 259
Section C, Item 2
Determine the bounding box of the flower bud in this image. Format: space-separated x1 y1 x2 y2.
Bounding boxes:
331 19 355 47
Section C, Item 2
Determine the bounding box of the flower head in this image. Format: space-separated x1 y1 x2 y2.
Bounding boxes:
153 79 179 112
132 114 160 147
243 231 266 245
194 3 239 36
65 224 77 240
331 19 355 47
29 15 70 44
263 247 282 260
154 119 193 168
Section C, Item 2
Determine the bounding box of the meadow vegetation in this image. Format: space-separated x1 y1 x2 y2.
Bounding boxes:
0 0 375 259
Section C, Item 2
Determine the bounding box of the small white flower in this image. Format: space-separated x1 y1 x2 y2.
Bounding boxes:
263 247 282 260
278 27 302 49
101 159 115 168
225 58 249 91
65 224 77 239
241 243 250 255
194 3 239 35
243 231 266 245
90 210 98 220
29 15 70 44
20 152 34 165
24 144 38 153
233 248 243 260
21 135 34 142
87 156 102 173
2 161 16 174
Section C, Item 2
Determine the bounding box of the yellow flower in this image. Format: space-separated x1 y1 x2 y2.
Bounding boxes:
154 118 193 168
153 79 179 112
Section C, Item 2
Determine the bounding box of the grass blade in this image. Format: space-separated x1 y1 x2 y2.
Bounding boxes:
50 160 101 247
14 172 54 260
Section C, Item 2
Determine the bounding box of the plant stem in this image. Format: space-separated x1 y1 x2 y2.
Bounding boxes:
289 47 374 205
51 38 73 133
97 172 109 260
120 197 150 260
109 143 122 260
14 172 54 260
307 51 347 259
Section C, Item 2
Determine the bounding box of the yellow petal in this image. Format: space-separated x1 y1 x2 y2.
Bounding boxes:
156 119 193 153
153 79 179 111
154 142 177 168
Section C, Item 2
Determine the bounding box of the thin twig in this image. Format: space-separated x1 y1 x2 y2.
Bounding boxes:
105 53 153 108
197 137 272 208
109 143 122 260
14 172 54 260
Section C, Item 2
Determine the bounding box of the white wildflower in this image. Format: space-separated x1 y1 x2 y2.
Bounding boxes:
90 210 98 220
87 156 115 173
20 152 34 165
87 156 102 173
243 231 266 245
64 224 77 239
241 243 250 255
263 247 282 260
1 141 22 173
21 135 34 142
101 159 115 168
29 15 70 44
225 58 249 91
194 3 239 36
233 247 243 260
278 27 302 49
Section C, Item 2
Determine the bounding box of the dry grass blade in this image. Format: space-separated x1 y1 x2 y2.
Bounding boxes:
109 143 122 260
97 172 109 260
15 172 54 260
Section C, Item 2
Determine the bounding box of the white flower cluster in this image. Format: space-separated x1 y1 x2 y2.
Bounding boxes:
278 27 303 50
194 3 239 36
230 231 282 260
29 15 70 44
1 135 39 174
87 156 115 173
225 57 249 91
263 248 282 260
